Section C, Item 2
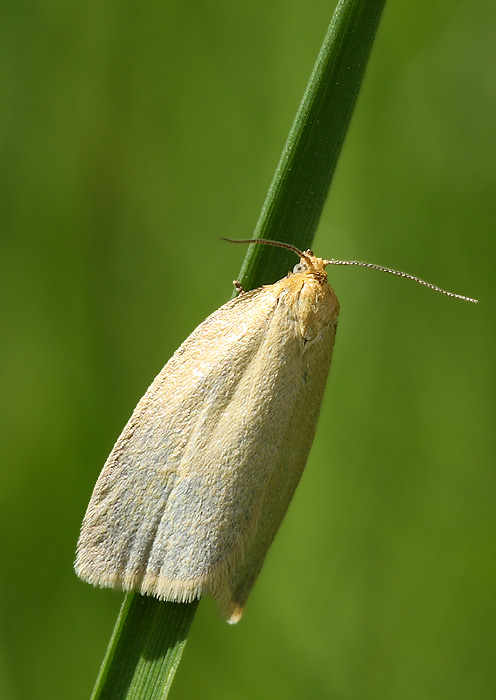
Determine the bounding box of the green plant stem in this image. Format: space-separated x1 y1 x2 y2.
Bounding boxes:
239 0 386 291
88 1 386 698
91 595 199 700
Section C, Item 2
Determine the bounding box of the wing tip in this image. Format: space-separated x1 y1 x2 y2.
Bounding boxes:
227 605 244 624
75 550 248 623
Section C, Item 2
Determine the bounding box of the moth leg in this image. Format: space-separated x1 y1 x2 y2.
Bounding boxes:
233 280 245 295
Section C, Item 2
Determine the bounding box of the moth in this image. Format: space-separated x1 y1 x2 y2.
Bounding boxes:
75 239 476 622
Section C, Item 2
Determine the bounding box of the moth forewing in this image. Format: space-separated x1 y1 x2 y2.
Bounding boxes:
75 255 339 622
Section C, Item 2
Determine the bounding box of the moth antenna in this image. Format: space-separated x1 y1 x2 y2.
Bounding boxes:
222 237 306 259
324 259 478 303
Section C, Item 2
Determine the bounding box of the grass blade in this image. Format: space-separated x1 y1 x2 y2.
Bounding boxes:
239 0 386 290
88 1 386 697
91 595 199 700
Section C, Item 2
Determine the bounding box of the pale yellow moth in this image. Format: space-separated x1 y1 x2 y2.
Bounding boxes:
75 239 477 623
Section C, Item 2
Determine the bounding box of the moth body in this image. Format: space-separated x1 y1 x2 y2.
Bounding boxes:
75 252 339 622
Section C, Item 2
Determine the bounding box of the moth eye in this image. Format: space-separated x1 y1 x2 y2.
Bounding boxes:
293 261 308 274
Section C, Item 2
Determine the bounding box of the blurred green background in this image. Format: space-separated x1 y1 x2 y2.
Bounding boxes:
1 1 495 698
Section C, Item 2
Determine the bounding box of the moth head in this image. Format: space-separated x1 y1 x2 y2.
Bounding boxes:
293 250 328 283
221 238 477 302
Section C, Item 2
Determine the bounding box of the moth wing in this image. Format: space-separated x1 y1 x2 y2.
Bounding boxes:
75 280 337 621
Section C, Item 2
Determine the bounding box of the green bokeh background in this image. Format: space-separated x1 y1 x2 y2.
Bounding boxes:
1 1 494 699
